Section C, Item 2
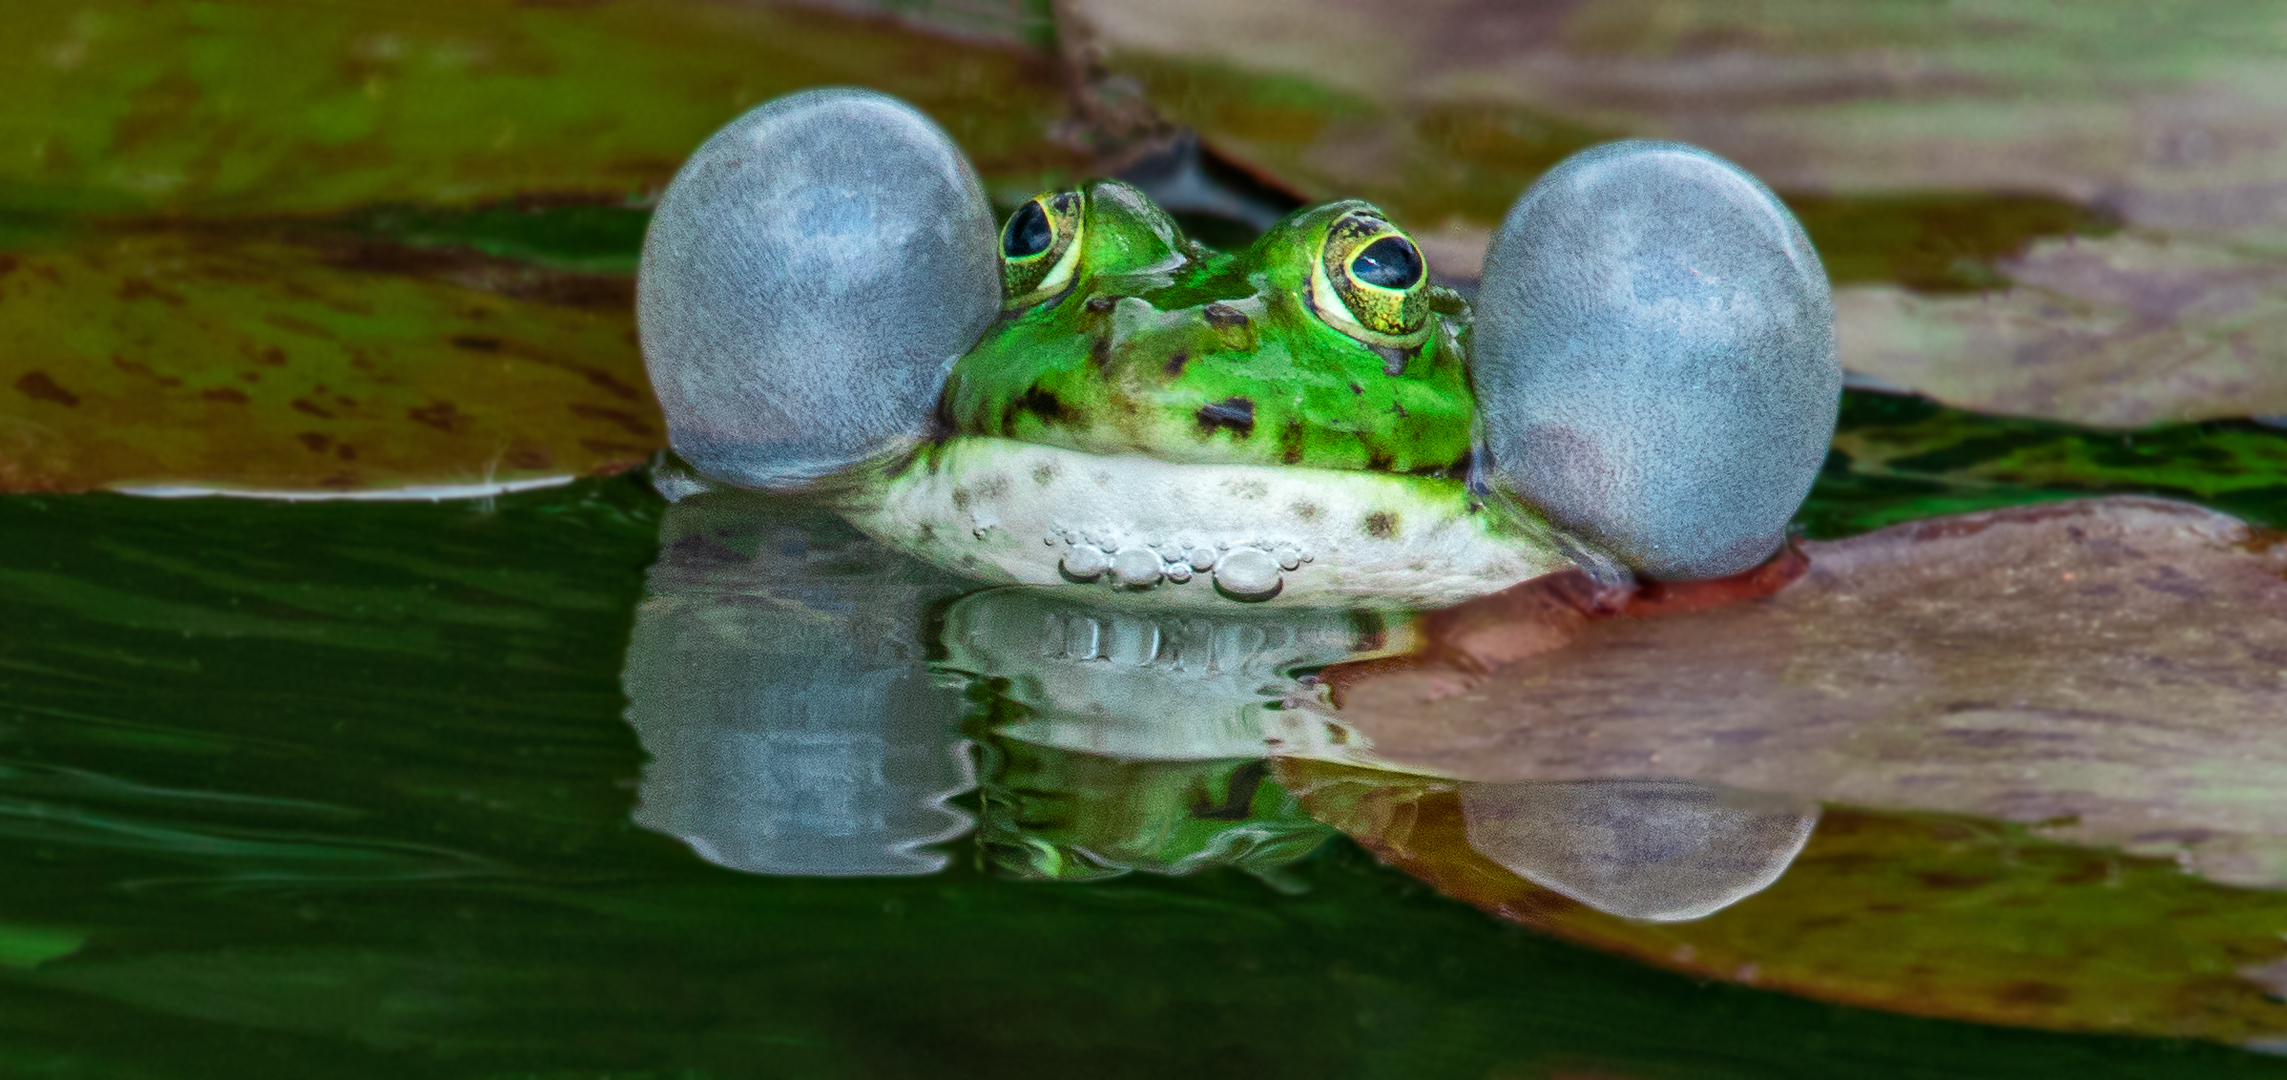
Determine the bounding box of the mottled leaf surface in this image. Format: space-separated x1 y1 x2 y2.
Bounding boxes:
1 0 1081 218
1064 0 2287 424
1067 0 2287 238
1839 233 2287 426
1323 498 2287 890
0 231 659 493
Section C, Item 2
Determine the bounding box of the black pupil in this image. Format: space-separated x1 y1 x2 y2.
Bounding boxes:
1003 201 1054 258
1352 235 1422 289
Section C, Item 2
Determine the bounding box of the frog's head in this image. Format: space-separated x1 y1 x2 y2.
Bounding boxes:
639 89 1840 585
942 180 1474 475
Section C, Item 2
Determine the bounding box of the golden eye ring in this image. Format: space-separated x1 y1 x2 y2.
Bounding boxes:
1310 211 1430 345
1001 191 1085 309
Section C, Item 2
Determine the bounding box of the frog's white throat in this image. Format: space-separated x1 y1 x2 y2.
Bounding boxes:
832 437 1581 608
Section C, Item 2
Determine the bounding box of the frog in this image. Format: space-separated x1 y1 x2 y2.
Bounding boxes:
948 181 1475 477
637 88 1842 608
833 176 1585 607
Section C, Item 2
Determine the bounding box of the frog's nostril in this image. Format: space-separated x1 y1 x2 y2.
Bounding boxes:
1201 301 1256 352
1202 302 1249 330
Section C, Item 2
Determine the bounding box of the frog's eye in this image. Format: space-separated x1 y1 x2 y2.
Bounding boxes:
1312 212 1430 343
1001 191 1085 308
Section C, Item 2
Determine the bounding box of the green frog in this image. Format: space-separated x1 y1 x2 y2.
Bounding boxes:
638 88 1840 609
827 180 1582 608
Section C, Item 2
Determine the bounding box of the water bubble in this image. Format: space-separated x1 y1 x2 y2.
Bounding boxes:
1213 547 1283 601
1111 546 1165 588
1061 544 1110 581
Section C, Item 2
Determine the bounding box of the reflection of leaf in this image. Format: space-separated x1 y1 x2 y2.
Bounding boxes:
0 1 1082 218
1280 760 2287 1047
0 230 659 493
1805 391 2287 537
0 924 84 971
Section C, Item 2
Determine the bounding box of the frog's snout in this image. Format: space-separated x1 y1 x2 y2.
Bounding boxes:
636 88 1000 491
1093 295 1261 376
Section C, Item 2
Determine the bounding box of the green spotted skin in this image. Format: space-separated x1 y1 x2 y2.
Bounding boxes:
942 180 1476 476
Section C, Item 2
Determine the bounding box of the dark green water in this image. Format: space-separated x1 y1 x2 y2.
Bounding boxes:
6 424 2287 1076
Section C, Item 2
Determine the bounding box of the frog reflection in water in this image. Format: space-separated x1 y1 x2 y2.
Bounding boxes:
637 89 1843 608
622 496 1819 916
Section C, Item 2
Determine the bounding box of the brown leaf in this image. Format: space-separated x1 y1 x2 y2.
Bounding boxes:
1327 497 2287 887
1064 0 2287 424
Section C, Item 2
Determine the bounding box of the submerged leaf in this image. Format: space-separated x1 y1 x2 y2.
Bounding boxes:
1280 759 2287 1047
0 230 659 493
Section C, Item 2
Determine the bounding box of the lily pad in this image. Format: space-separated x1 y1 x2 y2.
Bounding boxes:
0 229 660 494
1063 0 2287 424
1065 0 2287 237
1839 232 2287 427
1278 759 2287 1047
1321 497 2287 889
0 0 1082 219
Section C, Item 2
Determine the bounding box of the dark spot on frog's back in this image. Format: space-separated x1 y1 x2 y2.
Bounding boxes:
1005 385 1072 433
1196 397 1254 437
1363 511 1399 539
1164 350 1189 377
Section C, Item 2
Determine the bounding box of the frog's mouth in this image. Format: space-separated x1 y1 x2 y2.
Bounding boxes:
829 436 1580 609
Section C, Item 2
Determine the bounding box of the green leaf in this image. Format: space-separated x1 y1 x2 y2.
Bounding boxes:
0 0 1083 219
0 229 659 493
1802 391 2287 539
